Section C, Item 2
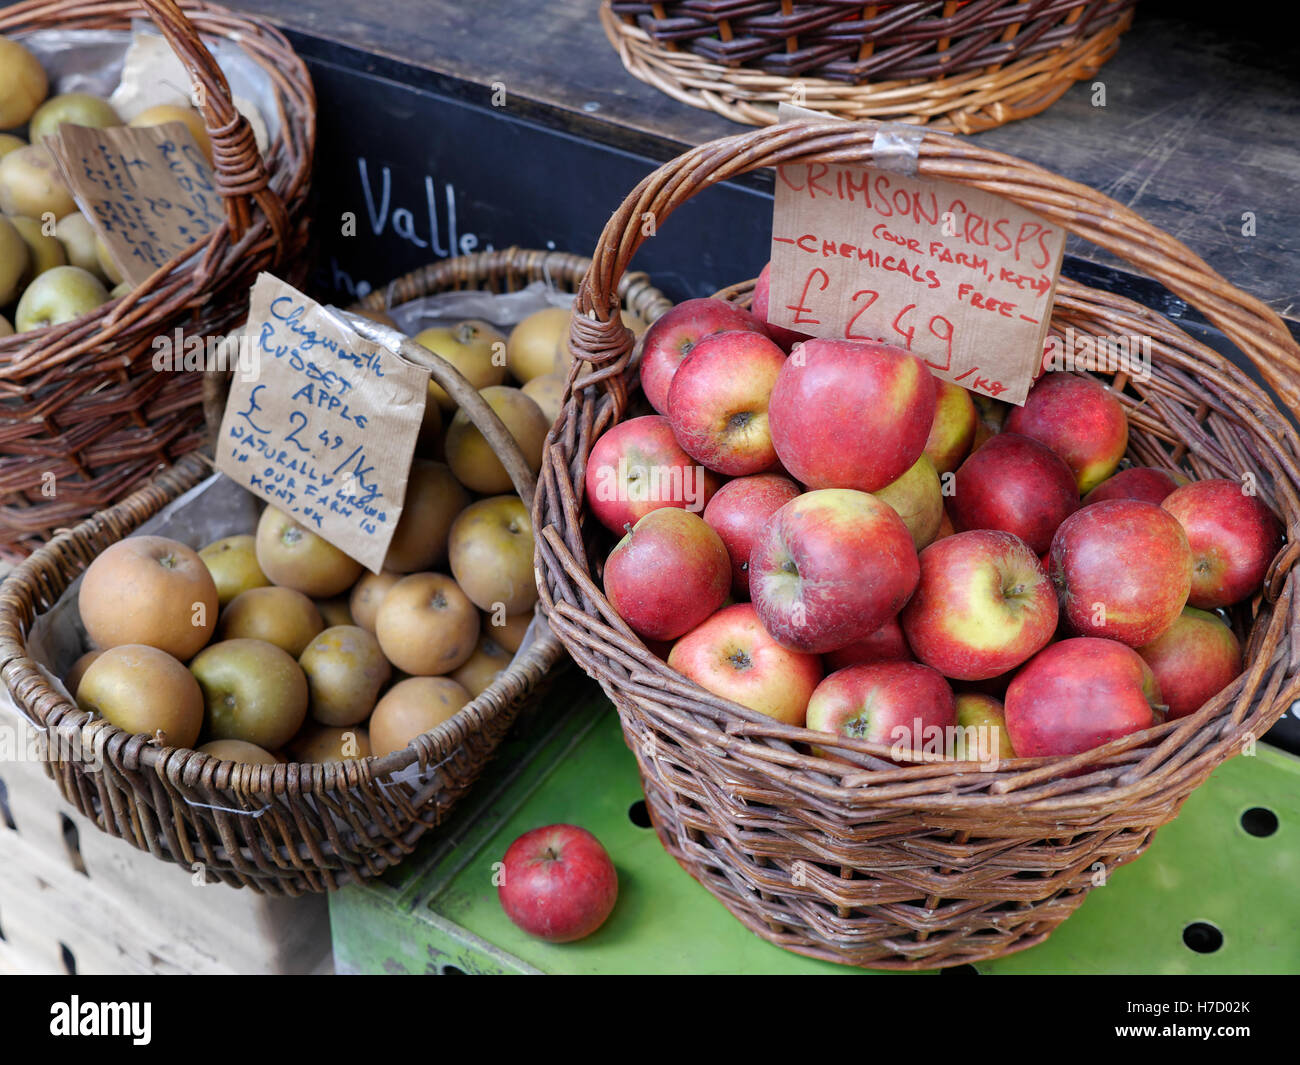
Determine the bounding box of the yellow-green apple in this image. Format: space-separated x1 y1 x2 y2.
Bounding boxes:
1136 606 1243 720
751 261 811 352
923 379 978 474
15 265 109 331
448 495 537 614
584 415 720 535
951 693 1015 761
0 39 47 128
1050 499 1192 646
1161 478 1284 608
806 661 954 761
76 644 204 749
128 104 213 163
0 144 76 219
498 824 619 943
199 533 270 607
638 297 769 415
1005 373 1128 494
822 616 911 672
27 93 119 142
768 338 936 493
605 508 730 641
0 216 31 305
950 433 1078 555
900 529 1057 680
11 214 67 277
667 603 821 724
411 320 507 410
667 330 786 475
1083 466 1183 506
749 488 919 653
190 638 309 750
299 625 391 727
873 453 943 550
701 472 801 597
1004 637 1163 758
444 385 548 494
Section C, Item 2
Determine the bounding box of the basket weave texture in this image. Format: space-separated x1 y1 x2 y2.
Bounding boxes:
534 120 1300 968
0 249 670 894
0 0 315 558
603 0 1135 131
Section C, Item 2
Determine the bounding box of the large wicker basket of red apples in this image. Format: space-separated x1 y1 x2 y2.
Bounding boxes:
534 120 1300 969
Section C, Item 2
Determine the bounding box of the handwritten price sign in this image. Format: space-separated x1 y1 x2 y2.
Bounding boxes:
215 274 427 572
768 158 1064 405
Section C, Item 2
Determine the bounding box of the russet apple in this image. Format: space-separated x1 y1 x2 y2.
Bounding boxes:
197 739 281 764
11 214 68 278
750 488 919 654
498 824 619 943
448 494 537 614
445 385 548 494
315 597 353 628
900 529 1058 681
1083 465 1183 506
349 569 401 633
924 379 978 474
76 644 204 749
375 572 480 675
1161 478 1284 608
383 459 469 572
369 676 471 758
702 472 801 597
218 585 324 657
287 724 371 763
638 297 768 415
1005 373 1128 494
299 625 391 727
15 265 108 331
28 93 120 142
450 634 514 697
1050 499 1192 646
520 371 566 425
255 505 363 598
0 216 30 305
65 649 103 696
199 533 270 607
190 638 310 750
486 611 532 653
822 616 911 672
506 306 571 383
0 144 77 219
768 338 936 493
1136 606 1243 720
750 261 811 352
128 104 213 164
667 603 821 725
806 661 955 760
0 40 47 128
873 453 944 550
411 320 507 409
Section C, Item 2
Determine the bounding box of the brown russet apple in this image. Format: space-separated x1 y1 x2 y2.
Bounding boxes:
128 104 212 163
287 724 371 763
190 638 309 750
299 625 391 727
445 385 548 494
702 472 801 598
65 649 103 696
521 372 566 425
806 661 955 760
923 379 978 475
349 570 402 632
448 495 537 615
199 533 270 607
79 535 219 660
1005 373 1128 495
486 610 532 653
0 144 76 219
639 297 769 414
315 597 354 628
383 459 470 572
218 585 324 657
369 676 472 758
450 634 514 697
1136 606 1243 720
0 39 48 128
412 320 507 409
255 505 363 597
76 644 205 749
506 306 571 384
27 93 119 143
197 739 281 765
375 572 480 675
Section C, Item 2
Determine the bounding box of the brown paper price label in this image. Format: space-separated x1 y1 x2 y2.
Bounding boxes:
768 117 1064 405
215 274 428 573
45 122 223 287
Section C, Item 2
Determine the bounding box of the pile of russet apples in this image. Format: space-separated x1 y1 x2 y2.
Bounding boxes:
590 264 1285 765
0 36 218 334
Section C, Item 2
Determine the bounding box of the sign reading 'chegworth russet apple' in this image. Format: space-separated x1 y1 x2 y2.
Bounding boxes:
768 145 1066 406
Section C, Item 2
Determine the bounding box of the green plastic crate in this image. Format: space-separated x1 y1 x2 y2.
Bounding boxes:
330 680 1300 975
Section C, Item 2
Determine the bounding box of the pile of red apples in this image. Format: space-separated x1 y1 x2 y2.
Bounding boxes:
586 268 1285 766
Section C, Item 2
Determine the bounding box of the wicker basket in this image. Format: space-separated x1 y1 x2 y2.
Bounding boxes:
0 248 671 895
603 0 1136 132
0 0 314 558
534 120 1300 969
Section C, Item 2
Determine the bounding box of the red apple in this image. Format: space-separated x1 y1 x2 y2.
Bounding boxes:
750 488 919 653
638 297 768 415
806 661 954 760
1050 499 1192 646
873 453 944 550
768 337 936 493
1136 606 1243 720
822 616 911 672
924 379 978 474
604 508 730 641
1083 466 1183 506
951 693 1015 761
1005 637 1162 758
900 529 1058 681
667 330 786 475
1005 373 1128 494
950 433 1079 555
584 415 720 535
752 261 811 352
1161 478 1284 608
668 603 822 725
702 473 802 597
498 824 618 942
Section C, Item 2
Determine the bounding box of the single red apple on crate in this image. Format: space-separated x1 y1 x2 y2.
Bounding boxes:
1083 465 1183 506
702 472 802 597
873 454 944 550
952 692 1016 761
638 297 769 415
1136 606 1244 720
604 507 730 641
584 415 720 536
806 661 955 761
1050 499 1193 646
1161 478 1285 608
768 337 937 493
950 433 1079 555
900 529 1058 681
498 825 618 943
822 616 912 672
1005 637 1163 759
751 261 811 352
668 603 822 725
924 379 978 474
667 329 786 475
1005 373 1129 494
750 488 919 654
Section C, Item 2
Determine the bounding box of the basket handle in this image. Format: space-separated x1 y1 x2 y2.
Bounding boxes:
140 0 290 250
567 120 1300 425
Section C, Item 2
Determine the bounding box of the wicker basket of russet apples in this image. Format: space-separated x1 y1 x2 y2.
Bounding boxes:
534 120 1300 969
0 248 670 894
